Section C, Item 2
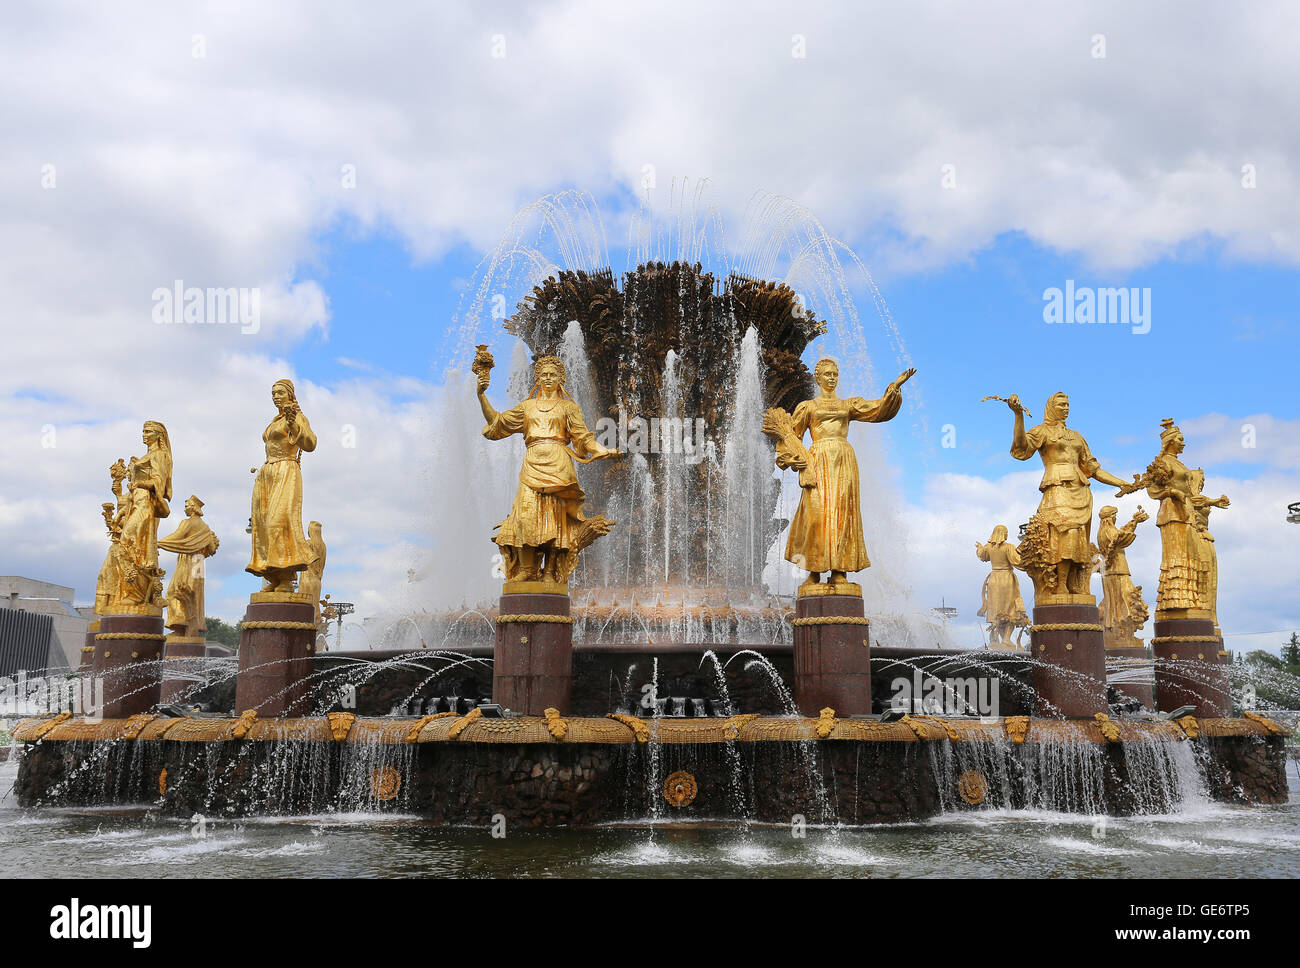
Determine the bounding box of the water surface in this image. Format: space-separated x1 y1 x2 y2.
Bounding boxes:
3 759 1296 878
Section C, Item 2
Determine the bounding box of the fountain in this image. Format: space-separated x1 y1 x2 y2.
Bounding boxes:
6 190 1293 827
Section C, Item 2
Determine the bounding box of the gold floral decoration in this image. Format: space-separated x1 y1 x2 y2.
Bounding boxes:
663 770 698 808
370 766 401 801
957 770 988 805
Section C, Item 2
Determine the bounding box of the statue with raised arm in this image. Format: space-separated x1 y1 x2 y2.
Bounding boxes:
159 496 220 637
1138 418 1229 619
94 459 130 614
476 348 618 587
764 359 915 592
246 379 318 594
1190 469 1226 626
1097 505 1149 648
975 525 1029 649
1006 392 1133 604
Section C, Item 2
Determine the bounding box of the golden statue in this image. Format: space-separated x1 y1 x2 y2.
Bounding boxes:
1138 419 1229 619
476 349 618 588
975 525 1029 649
158 496 220 637
764 360 915 592
1191 470 1225 625
1097 505 1149 648
101 422 174 613
246 379 318 594
1006 392 1132 604
94 459 131 614
299 521 326 628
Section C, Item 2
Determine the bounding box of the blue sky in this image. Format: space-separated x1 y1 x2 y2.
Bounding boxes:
300 220 1297 497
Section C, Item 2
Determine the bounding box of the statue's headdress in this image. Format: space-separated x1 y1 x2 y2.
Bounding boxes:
530 355 572 399
272 378 299 406
1044 392 1069 425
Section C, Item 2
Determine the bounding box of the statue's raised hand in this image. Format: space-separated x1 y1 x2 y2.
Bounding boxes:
890 367 917 391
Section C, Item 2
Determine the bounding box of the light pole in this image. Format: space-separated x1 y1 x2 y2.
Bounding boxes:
320 594 355 651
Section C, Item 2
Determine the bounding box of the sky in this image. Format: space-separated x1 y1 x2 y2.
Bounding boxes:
1 1 1297 655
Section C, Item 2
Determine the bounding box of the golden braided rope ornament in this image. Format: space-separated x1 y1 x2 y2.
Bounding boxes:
790 616 871 627
496 614 573 624
242 621 318 631
1028 623 1103 632
95 632 166 641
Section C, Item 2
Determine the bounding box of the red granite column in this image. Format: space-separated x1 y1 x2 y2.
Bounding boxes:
1029 602 1107 718
93 613 164 718
493 592 572 716
792 590 872 717
160 636 207 705
235 597 317 717
1153 616 1229 717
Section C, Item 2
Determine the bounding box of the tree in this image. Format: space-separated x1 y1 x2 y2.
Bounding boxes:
205 616 241 648
1282 632 1300 668
1245 649 1283 671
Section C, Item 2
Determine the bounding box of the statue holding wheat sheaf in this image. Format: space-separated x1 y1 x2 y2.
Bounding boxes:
763 359 915 593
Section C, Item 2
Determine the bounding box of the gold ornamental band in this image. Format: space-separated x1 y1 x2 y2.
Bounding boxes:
243 620 318 631
497 614 574 625
1028 623 1103 632
95 632 167 641
790 616 871 626
1150 635 1221 644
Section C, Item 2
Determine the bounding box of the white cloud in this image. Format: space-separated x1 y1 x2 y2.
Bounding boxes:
902 467 1300 653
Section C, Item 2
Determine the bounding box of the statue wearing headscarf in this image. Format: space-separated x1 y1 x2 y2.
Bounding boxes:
106 420 174 611
246 378 317 593
976 525 1029 649
159 495 220 637
1007 392 1132 601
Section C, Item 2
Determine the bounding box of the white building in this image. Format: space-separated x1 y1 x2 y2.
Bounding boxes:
0 577 89 673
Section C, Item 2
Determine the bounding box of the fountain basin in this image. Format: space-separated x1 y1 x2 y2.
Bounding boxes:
12 712 1289 826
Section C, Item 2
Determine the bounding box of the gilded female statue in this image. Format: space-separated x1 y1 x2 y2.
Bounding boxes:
1097 504 1149 646
1007 392 1132 601
246 379 318 593
159 496 220 636
476 351 617 586
1190 469 1226 624
975 525 1029 649
766 359 915 589
95 458 130 613
1139 419 1228 617
299 521 327 627
106 421 173 611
